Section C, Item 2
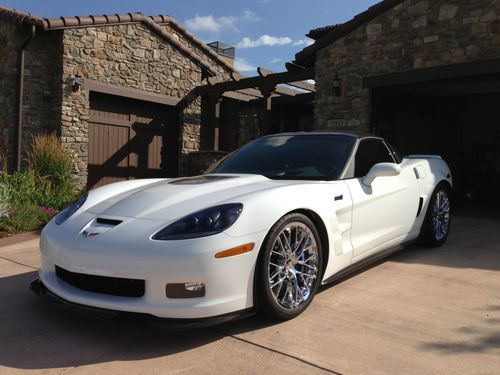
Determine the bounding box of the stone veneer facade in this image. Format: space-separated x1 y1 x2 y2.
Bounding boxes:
0 17 231 187
61 22 231 187
0 20 61 169
314 0 500 132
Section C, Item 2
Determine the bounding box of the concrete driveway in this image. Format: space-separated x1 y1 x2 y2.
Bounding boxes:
0 216 499 374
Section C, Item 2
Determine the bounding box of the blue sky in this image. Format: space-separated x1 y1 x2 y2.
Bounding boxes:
1 0 380 73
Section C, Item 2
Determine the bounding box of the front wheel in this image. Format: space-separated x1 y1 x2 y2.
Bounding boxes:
256 213 323 320
420 183 451 247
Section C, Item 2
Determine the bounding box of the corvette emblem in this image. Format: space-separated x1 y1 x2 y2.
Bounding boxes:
82 231 100 238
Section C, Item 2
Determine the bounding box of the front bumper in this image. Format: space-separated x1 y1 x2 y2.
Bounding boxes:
30 278 254 330
39 215 267 319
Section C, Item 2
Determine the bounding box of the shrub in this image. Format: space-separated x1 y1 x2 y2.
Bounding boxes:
1 169 75 211
3 205 55 232
28 133 73 190
0 135 78 235
0 158 9 219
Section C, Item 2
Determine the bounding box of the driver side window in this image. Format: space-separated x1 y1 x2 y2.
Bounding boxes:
354 139 395 178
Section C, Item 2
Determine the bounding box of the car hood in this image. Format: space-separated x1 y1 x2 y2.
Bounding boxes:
86 174 298 220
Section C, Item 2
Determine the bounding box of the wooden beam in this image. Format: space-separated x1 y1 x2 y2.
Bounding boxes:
271 92 315 105
198 68 314 95
83 78 180 106
274 85 300 96
222 91 256 102
231 72 245 81
237 88 264 98
258 67 316 92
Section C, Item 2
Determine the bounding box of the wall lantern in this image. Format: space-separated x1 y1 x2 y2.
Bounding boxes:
332 74 342 97
68 75 84 92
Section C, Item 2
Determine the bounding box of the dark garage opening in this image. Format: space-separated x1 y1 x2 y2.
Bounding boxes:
372 75 500 218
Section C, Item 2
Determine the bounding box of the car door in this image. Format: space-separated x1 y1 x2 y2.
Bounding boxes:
344 138 419 258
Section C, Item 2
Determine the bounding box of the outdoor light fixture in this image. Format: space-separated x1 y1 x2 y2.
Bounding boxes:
333 74 342 97
68 75 83 92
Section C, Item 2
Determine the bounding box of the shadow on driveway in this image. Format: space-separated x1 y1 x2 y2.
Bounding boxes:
0 271 278 370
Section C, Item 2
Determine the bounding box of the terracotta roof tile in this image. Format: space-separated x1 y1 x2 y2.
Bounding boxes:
0 6 236 74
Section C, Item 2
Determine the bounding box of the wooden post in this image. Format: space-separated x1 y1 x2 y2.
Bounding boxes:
206 93 222 151
214 97 221 151
259 85 275 136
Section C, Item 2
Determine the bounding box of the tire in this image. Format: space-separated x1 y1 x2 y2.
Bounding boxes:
420 183 452 247
256 213 323 320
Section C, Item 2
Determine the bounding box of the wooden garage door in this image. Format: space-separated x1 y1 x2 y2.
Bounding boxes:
88 92 179 189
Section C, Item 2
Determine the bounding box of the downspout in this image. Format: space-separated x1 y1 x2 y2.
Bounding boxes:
16 24 36 171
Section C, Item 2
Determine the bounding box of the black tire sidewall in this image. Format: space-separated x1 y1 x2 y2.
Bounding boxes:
421 183 452 247
256 213 323 320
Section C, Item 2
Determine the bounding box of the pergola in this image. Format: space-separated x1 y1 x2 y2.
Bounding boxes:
194 67 316 151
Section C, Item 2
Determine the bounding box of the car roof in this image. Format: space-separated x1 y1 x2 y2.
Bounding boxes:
262 130 380 140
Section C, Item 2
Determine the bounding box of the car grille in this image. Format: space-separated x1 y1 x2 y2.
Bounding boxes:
55 266 145 297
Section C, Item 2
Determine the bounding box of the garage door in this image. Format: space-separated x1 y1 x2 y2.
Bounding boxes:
88 92 179 189
372 75 500 215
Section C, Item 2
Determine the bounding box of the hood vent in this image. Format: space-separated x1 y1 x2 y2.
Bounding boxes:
96 218 122 226
169 175 238 185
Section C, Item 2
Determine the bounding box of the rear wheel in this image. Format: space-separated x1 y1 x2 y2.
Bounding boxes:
256 213 322 320
420 183 451 247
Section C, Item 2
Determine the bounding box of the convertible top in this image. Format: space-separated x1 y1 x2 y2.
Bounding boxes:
262 130 380 140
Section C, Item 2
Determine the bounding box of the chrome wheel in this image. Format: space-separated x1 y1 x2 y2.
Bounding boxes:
432 189 450 241
267 222 319 311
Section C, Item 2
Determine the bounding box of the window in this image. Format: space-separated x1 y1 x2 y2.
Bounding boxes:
354 139 395 178
385 142 403 164
211 134 357 181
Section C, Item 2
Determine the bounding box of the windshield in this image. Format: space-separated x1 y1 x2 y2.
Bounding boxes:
209 134 356 180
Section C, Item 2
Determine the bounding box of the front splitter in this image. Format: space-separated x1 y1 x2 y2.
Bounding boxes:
30 278 254 330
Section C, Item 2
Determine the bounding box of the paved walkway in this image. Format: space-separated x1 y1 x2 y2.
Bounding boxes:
0 217 499 374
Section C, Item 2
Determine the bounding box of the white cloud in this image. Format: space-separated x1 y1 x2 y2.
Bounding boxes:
185 10 260 34
236 35 314 49
270 57 282 64
242 10 261 22
185 14 237 33
235 58 257 73
292 38 314 46
237 35 293 48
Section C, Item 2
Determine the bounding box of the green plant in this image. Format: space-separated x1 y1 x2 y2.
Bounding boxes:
1 170 75 210
28 133 73 191
3 205 55 232
0 136 78 235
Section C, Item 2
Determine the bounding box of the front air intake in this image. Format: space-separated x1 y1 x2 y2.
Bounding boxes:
55 266 144 297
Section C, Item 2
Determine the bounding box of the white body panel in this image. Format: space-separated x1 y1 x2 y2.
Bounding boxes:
38 146 452 319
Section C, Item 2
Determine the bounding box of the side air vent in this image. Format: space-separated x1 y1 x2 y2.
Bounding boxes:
416 197 424 217
96 218 123 226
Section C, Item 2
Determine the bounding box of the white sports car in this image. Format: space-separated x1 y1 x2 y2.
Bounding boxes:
32 132 452 326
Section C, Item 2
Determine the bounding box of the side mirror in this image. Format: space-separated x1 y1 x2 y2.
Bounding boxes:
362 162 401 186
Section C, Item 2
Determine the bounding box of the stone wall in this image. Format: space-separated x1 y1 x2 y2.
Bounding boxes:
0 20 23 170
314 0 500 132
23 31 62 159
0 20 61 171
60 22 231 186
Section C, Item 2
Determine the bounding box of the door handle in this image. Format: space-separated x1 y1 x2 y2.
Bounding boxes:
334 194 343 201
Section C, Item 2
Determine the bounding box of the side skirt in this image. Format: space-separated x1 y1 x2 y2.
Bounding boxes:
321 240 416 286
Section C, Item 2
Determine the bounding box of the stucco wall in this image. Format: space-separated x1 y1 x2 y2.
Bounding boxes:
314 0 500 132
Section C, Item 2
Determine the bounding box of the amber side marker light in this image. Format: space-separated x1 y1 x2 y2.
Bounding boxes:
215 243 255 259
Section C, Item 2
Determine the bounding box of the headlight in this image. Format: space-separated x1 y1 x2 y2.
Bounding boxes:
55 193 88 225
152 203 243 240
